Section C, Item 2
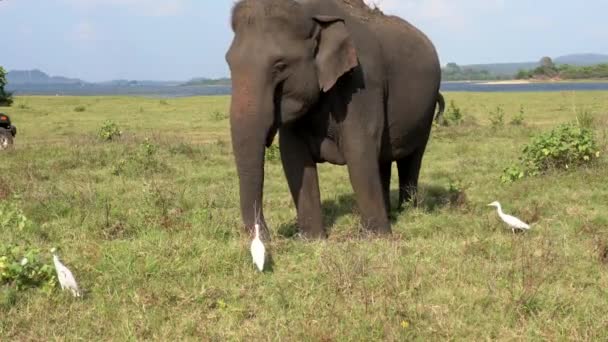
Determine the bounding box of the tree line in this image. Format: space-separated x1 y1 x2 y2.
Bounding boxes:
516 57 608 80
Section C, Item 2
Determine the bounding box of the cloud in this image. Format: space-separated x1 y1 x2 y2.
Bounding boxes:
72 21 97 42
61 0 187 17
367 0 505 31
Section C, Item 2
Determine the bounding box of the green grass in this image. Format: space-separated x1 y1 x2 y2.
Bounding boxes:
1 92 608 340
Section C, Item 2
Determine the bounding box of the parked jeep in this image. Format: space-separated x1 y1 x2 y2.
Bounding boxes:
0 113 17 150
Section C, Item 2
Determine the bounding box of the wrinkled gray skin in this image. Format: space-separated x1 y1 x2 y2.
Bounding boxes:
226 0 442 239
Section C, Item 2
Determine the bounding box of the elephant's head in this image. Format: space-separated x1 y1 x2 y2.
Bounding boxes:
226 0 358 231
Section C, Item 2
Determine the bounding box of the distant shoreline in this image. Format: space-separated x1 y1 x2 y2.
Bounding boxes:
449 79 608 85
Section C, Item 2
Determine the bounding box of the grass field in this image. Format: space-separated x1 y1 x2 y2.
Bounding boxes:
1 92 608 340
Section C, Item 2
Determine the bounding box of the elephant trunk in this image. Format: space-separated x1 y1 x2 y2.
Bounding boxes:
229 74 276 238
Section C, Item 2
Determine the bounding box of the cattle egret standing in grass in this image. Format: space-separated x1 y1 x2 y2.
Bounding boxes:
250 224 265 272
51 248 81 297
488 201 530 233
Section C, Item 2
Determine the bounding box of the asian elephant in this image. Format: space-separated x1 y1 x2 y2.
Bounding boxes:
226 0 443 239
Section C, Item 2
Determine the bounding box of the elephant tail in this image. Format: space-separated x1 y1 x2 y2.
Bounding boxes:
434 92 446 123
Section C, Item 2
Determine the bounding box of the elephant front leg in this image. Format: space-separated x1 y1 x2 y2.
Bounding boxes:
342 136 391 234
279 127 326 239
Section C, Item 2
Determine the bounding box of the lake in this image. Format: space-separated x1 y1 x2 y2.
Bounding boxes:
8 81 608 97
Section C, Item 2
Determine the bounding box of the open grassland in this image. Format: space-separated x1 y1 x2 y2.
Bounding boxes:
1 92 608 340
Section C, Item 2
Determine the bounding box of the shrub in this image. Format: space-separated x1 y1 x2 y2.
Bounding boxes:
0 244 56 292
74 105 86 112
440 100 464 126
522 123 600 174
511 105 525 126
502 122 601 182
489 105 505 128
98 120 122 141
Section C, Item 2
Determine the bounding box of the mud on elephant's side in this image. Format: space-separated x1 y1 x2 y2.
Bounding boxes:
226 0 443 238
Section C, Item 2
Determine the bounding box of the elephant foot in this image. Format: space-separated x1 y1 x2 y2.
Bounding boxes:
360 218 392 236
245 223 272 242
298 226 327 240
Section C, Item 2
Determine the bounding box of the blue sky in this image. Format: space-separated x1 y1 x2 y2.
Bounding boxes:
2 0 607 82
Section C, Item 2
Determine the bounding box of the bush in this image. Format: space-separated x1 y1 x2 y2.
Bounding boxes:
0 244 56 292
502 122 601 182
489 106 505 128
98 120 122 141
522 123 600 174
441 100 464 126
74 105 86 112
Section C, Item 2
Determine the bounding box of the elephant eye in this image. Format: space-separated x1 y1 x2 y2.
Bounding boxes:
274 61 288 73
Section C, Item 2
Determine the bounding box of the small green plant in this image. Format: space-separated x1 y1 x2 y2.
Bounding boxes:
138 138 157 158
0 244 56 292
0 199 29 231
112 138 165 176
501 165 525 183
576 108 594 129
210 110 229 122
159 100 169 106
510 105 525 126
265 144 281 162
441 100 464 126
98 120 122 141
489 105 505 128
17 103 30 110
74 105 86 112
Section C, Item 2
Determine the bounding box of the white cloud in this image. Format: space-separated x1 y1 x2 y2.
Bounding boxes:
72 21 97 42
61 0 187 17
367 0 505 32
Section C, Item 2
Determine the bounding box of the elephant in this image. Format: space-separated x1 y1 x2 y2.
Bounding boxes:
226 0 443 239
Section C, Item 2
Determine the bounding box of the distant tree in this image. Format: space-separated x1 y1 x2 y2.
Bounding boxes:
534 56 558 78
444 63 462 75
516 69 531 79
539 56 555 69
0 66 13 106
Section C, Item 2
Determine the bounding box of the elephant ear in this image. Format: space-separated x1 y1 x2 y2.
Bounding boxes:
313 15 358 92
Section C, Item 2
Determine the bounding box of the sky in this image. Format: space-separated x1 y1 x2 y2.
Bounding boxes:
1 0 607 82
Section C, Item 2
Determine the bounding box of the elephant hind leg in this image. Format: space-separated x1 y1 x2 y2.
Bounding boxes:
397 146 426 209
379 161 392 216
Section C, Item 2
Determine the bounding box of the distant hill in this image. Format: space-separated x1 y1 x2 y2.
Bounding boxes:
459 54 608 77
97 79 181 87
181 77 231 86
554 53 608 66
7 69 84 85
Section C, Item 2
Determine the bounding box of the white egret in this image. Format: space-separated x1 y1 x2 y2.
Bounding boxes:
250 224 266 272
488 201 530 233
51 248 81 297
